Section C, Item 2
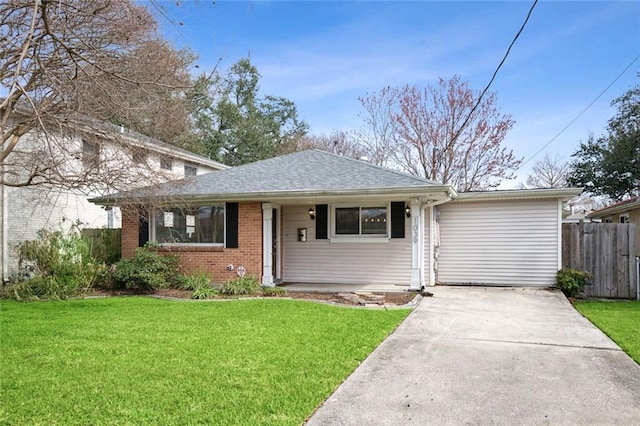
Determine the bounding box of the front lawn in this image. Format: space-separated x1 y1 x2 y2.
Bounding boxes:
0 297 409 425
574 300 640 363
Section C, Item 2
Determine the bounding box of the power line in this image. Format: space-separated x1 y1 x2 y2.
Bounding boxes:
519 53 640 168
446 0 538 151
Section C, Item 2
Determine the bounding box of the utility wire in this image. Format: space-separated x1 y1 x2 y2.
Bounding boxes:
445 0 538 152
519 53 640 168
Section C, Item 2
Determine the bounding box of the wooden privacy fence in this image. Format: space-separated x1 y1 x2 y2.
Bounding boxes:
81 228 122 264
562 222 637 299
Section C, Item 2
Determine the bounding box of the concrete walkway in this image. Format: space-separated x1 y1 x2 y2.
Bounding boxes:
306 286 640 425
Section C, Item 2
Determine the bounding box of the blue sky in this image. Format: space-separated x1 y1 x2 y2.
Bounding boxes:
153 0 639 187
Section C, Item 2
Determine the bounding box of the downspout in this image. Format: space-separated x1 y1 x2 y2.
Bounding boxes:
422 196 451 287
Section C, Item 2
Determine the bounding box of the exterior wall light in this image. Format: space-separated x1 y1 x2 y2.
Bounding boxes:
308 207 316 220
405 204 411 218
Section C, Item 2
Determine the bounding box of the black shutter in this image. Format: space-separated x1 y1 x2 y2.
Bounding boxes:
315 204 328 239
138 216 149 247
390 202 405 239
226 202 239 248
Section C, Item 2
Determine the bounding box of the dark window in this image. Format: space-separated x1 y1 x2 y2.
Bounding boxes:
361 207 387 234
154 205 224 244
335 207 359 235
82 140 100 170
160 156 173 170
131 148 147 164
620 215 629 224
184 163 197 176
335 206 387 236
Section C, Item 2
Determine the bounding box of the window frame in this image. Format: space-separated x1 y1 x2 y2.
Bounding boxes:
160 156 173 171
619 214 630 224
151 204 226 247
81 140 100 170
330 203 390 242
130 147 148 164
184 162 198 176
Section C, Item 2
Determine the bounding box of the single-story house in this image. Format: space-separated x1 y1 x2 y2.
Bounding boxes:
91 149 582 289
587 195 640 256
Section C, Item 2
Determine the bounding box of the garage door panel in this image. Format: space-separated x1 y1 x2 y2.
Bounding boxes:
437 199 559 287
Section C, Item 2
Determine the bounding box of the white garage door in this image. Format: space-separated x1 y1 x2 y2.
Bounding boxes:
437 199 560 287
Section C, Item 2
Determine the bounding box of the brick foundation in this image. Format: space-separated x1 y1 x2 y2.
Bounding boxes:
121 202 263 283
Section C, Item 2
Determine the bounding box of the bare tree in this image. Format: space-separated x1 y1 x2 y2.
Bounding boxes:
356 87 397 167
520 153 570 189
359 76 521 191
1 0 194 191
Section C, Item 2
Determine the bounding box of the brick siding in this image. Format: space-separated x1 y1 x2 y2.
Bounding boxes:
121 202 263 283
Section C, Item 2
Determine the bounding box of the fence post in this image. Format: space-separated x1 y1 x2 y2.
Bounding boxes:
636 257 639 301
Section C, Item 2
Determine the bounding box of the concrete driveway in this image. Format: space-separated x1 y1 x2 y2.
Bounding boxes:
306 286 640 425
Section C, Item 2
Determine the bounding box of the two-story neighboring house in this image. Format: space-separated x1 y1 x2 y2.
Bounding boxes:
1 115 227 282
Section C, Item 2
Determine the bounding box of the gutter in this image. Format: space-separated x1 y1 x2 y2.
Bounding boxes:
452 187 583 202
90 185 458 207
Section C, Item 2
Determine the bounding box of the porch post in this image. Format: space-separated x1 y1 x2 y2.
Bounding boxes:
261 202 274 287
410 198 424 291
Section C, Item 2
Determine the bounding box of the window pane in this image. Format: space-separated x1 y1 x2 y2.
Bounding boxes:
196 206 224 243
154 205 224 244
335 207 359 235
160 156 173 170
184 164 197 176
82 140 99 169
361 207 387 234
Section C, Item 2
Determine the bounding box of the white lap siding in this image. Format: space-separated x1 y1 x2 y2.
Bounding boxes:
437 199 560 286
282 205 412 284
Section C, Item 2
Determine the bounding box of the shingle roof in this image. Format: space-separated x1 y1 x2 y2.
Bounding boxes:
93 149 452 203
588 195 640 218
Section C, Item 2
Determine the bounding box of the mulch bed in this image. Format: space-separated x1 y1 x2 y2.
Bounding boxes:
89 288 424 306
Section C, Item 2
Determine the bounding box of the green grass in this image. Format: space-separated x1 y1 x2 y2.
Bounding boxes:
574 300 640 363
0 297 409 425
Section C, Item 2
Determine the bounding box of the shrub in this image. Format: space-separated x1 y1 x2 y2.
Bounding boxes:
219 276 260 296
556 268 592 298
5 227 103 300
191 285 217 300
261 286 288 297
179 271 212 291
113 244 180 291
178 271 217 299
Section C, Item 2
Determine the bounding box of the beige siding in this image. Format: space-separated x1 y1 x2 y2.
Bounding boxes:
282 205 412 284
437 199 560 286
423 207 432 285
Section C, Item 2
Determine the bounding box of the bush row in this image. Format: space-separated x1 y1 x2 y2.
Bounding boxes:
3 230 286 300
